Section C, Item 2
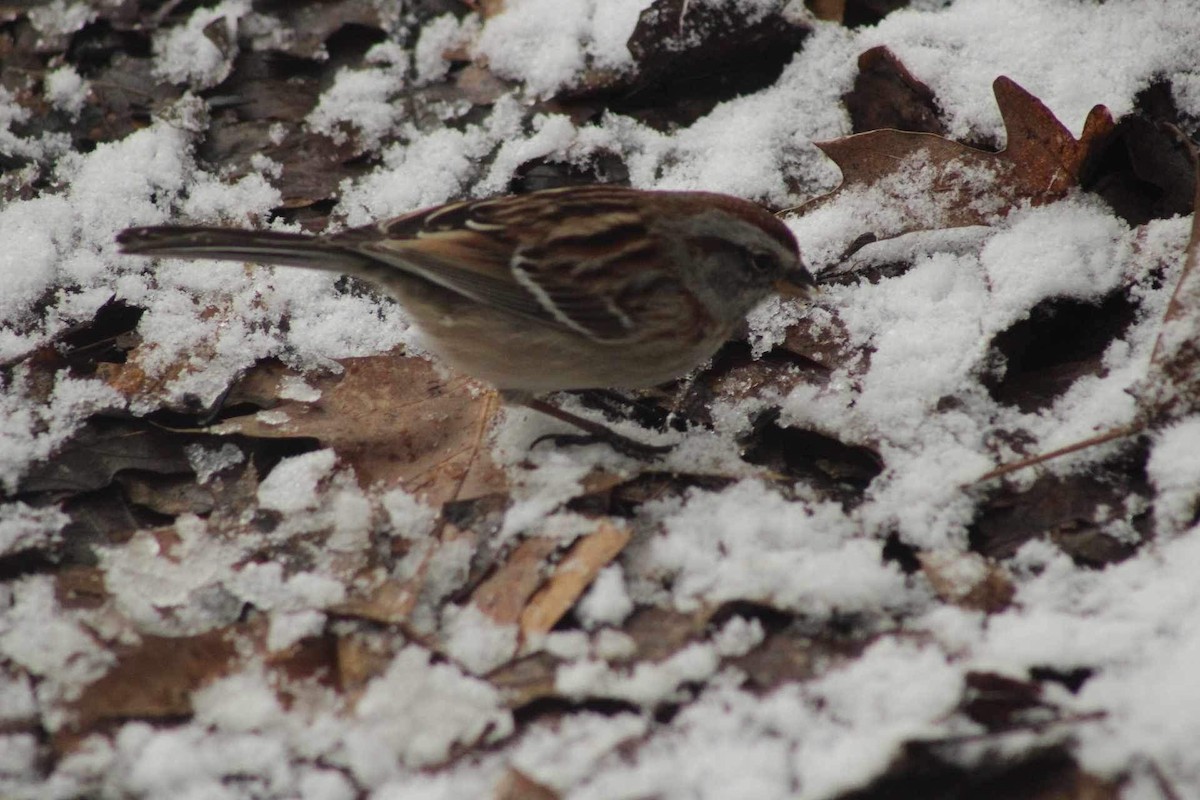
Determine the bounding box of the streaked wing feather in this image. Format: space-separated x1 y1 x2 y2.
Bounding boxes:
336 186 708 342
511 255 634 340
356 231 561 327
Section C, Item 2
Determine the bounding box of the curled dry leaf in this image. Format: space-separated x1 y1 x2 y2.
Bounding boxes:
790 74 1116 248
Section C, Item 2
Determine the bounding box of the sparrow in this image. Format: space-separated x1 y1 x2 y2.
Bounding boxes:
119 185 814 454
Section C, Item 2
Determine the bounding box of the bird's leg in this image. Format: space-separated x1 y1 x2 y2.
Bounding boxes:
502 391 672 458
570 388 693 433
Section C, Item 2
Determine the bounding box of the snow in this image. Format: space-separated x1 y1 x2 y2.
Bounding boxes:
27 1 94 40
44 66 89 117
153 0 248 89
184 441 246 484
474 0 651 96
637 479 910 614
441 603 518 675
1 0 1200 796
0 501 68 557
307 42 410 149
562 637 965 800
862 0 1200 141
576 564 635 628
340 646 512 783
1146 418 1200 534
413 14 477 85
257 449 338 514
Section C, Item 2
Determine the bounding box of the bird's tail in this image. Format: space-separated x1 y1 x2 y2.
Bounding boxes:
117 226 374 274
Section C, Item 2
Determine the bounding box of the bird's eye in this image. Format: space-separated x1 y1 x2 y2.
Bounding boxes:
748 253 775 274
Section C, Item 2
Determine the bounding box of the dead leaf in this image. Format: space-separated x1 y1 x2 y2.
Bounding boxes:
486 651 561 708
519 521 631 641
470 536 560 627
972 453 1149 566
336 575 422 626
984 294 1137 413
843 46 944 135
335 522 479 626
245 0 383 59
465 0 508 19
807 0 846 23
495 768 560 800
962 671 1045 731
780 312 859 372
564 0 809 130
1092 110 1197 225
117 472 216 516
919 551 1015 613
336 631 398 693
54 567 107 610
212 351 507 505
728 627 865 692
791 75 1116 245
19 420 192 495
69 628 238 730
456 64 513 106
740 414 883 505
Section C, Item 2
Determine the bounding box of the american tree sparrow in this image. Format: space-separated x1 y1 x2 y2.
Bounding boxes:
119 185 814 454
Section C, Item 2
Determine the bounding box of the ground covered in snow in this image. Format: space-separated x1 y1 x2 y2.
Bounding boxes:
2 0 1200 798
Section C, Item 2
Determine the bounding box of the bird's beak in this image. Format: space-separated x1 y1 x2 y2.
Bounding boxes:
774 263 817 300
774 278 813 300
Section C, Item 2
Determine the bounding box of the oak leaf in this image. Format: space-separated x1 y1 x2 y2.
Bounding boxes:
792 75 1116 246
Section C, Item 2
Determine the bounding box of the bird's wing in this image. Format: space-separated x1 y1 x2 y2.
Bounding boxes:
336 187 700 343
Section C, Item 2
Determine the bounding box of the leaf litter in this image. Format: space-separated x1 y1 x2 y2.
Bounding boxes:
1 1 1200 798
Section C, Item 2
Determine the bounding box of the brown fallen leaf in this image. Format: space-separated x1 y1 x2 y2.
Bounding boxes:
335 521 480 626
919 551 1015 613
470 536 561 627
843 46 944 135
465 0 508 19
486 651 561 709
519 521 631 641
212 351 507 505
962 671 1046 731
336 631 399 695
495 768 560 800
248 0 383 60
97 338 210 411
791 74 1116 248
54 567 107 611
562 0 809 130
808 0 846 23
455 64 515 106
68 628 239 732
19 419 193 495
